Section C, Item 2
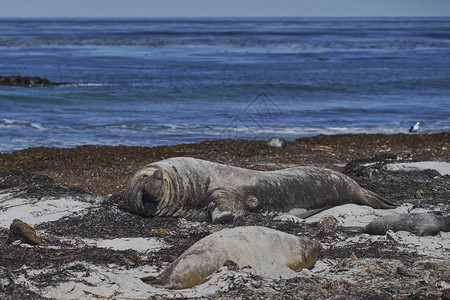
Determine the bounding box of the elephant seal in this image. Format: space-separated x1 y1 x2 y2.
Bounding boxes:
365 213 450 236
140 226 321 289
123 157 397 223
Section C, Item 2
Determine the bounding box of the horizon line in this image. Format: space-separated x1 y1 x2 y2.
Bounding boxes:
1 15 449 19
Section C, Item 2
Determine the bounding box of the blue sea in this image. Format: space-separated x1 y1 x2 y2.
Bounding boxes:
0 18 449 153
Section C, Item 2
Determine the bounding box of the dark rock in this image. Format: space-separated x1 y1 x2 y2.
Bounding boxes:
0 75 66 87
8 219 41 245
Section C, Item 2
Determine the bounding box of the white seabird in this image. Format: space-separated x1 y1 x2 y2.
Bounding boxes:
409 122 420 133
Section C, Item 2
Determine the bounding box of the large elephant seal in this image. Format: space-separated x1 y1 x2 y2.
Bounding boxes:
141 226 321 289
365 213 450 236
123 157 397 223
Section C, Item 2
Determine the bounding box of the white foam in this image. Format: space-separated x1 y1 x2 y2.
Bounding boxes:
66 83 116 87
0 118 47 130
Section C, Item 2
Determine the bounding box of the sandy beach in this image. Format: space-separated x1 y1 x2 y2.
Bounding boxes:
1 133 449 299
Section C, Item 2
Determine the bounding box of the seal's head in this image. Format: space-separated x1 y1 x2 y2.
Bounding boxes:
288 237 322 271
123 167 164 216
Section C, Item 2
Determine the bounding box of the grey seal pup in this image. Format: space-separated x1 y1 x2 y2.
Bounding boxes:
123 157 397 223
365 213 450 236
140 226 321 289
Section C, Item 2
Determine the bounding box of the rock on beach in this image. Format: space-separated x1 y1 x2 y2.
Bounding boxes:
0 75 65 87
7 219 41 245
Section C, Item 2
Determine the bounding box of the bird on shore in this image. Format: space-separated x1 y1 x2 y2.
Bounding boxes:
409 122 420 133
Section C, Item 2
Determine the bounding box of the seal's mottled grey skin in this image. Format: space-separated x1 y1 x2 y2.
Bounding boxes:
140 226 322 289
123 157 397 223
365 213 450 236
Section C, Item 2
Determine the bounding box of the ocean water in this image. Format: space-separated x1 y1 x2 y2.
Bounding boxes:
0 18 449 153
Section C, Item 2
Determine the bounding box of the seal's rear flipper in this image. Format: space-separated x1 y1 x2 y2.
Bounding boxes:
141 275 162 285
361 189 398 209
287 207 334 219
211 207 234 223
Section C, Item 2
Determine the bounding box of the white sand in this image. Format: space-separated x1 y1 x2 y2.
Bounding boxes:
385 161 450 176
0 193 98 228
305 203 433 227
19 262 257 299
80 237 168 253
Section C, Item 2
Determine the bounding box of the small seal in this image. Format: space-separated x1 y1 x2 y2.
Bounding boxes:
365 213 450 236
140 226 321 289
123 157 397 223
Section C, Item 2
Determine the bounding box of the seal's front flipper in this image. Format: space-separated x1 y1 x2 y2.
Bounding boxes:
208 188 239 223
208 200 233 223
141 275 162 285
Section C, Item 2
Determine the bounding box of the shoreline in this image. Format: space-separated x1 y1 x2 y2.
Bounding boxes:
1 132 448 195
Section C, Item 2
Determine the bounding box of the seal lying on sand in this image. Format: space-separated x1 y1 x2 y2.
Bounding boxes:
123 157 397 223
141 226 321 289
365 213 450 236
